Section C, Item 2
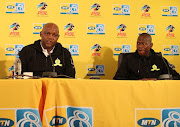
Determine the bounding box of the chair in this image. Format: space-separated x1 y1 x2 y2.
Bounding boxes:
118 52 134 68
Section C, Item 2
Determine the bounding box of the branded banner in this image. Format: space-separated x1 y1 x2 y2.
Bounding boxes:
41 79 180 127
0 79 43 127
0 0 180 80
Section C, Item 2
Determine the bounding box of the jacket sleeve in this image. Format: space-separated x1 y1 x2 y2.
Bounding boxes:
113 57 129 80
63 48 76 78
162 57 180 80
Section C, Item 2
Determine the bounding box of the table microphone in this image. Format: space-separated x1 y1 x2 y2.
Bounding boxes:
158 53 173 80
42 53 57 77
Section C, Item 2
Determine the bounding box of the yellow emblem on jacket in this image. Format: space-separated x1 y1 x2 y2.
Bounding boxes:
53 58 62 66
151 64 160 71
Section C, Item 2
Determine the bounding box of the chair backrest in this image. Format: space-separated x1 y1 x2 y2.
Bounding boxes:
118 52 134 68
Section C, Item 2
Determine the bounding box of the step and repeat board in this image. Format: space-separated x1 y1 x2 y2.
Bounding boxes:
0 0 179 79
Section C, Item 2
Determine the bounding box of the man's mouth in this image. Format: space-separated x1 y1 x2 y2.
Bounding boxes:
138 49 145 53
46 40 53 44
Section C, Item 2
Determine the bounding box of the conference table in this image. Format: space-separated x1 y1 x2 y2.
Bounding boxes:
0 78 179 127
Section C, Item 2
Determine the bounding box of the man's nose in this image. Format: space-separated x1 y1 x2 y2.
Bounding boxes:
48 34 54 39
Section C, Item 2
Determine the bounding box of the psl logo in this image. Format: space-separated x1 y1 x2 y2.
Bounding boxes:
141 5 151 17
91 44 101 57
87 64 105 76
37 2 48 15
113 44 131 55
117 24 126 37
8 65 14 76
64 23 75 36
6 2 25 13
33 23 45 34
87 24 105 34
5 44 24 56
60 3 79 14
113 4 130 15
162 109 180 127
138 24 155 35
16 109 42 127
9 22 20 36
91 3 101 16
163 45 179 55
162 6 178 16
166 25 175 37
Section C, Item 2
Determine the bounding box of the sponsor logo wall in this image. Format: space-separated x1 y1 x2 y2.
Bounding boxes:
0 0 180 79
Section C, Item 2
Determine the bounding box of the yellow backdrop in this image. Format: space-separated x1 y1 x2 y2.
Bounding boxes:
0 0 179 79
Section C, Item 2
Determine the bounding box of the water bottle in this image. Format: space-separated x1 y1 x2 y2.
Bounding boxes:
13 55 22 79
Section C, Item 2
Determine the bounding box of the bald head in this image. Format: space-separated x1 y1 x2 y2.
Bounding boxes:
138 33 152 43
42 23 59 33
40 23 60 51
136 33 153 57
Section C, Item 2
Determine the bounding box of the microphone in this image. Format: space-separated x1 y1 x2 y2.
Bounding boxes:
42 53 57 77
158 53 173 80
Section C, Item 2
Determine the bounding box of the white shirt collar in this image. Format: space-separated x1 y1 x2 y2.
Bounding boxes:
40 41 55 57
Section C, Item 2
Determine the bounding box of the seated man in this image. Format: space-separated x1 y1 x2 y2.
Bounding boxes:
19 23 75 78
113 33 180 80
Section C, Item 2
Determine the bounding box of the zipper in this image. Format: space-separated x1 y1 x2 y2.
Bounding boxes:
46 57 47 71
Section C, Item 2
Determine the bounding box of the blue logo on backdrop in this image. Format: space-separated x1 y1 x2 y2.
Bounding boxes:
122 45 131 53
138 25 155 35
96 24 105 34
163 45 179 55
147 25 155 35
69 4 78 14
67 107 93 127
113 5 130 15
16 109 42 127
60 4 79 14
87 24 105 34
162 6 178 16
6 47 14 51
6 2 25 13
15 45 24 55
96 65 105 75
69 45 79 56
162 109 180 127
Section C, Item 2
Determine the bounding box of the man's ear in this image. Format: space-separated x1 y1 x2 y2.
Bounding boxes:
150 43 153 48
40 31 42 37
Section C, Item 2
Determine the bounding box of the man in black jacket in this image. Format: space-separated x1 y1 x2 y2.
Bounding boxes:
19 23 75 78
113 33 180 80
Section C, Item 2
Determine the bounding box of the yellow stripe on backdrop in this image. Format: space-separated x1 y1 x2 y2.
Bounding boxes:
0 0 179 79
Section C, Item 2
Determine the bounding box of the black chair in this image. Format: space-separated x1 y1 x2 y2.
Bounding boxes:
118 52 134 68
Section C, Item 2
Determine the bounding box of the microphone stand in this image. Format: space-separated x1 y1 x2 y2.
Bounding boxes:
42 53 57 77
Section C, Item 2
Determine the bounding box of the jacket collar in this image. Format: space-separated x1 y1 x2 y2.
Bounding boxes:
33 39 63 55
135 49 156 59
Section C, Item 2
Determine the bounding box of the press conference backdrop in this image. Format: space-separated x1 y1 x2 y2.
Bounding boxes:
0 0 180 79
